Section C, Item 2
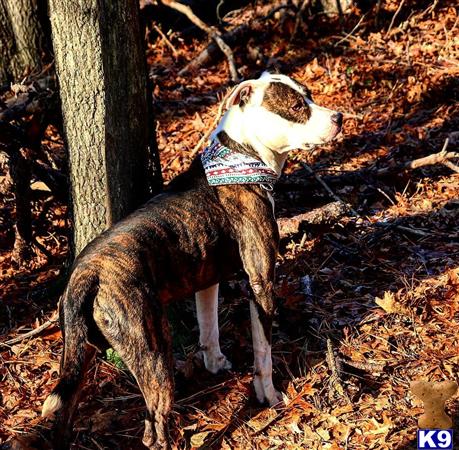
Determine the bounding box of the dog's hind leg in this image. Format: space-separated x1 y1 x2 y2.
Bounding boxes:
93 285 173 450
195 283 232 374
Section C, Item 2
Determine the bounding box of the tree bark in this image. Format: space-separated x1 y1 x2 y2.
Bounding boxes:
0 1 15 83
0 0 45 84
49 0 162 255
10 148 32 264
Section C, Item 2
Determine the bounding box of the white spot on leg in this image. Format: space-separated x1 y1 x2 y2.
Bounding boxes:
249 301 283 406
195 284 231 374
42 392 63 418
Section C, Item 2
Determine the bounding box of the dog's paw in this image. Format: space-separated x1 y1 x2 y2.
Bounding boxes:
253 377 284 408
268 389 285 408
205 353 232 374
143 419 171 450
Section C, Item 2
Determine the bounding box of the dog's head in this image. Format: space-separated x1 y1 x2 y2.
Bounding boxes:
216 72 342 172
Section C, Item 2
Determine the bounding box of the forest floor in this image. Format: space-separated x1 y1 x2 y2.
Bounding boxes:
1 1 459 449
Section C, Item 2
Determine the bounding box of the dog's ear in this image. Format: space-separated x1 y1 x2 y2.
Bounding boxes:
226 80 258 109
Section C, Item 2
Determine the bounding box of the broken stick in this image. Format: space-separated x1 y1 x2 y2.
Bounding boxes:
277 201 351 236
326 338 351 402
378 138 458 174
1 310 59 347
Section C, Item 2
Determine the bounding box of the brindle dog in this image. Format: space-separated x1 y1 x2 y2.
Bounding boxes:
42 73 342 449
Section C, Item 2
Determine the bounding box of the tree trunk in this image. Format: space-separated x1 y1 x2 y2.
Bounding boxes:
0 0 45 84
0 1 15 84
48 0 162 255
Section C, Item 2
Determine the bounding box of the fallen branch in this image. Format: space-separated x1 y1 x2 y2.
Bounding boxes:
372 220 458 239
1 310 59 347
301 162 360 217
404 138 456 169
178 3 293 76
179 25 247 77
443 159 459 174
340 357 386 374
152 23 178 58
326 338 351 402
377 138 458 175
277 201 350 236
386 0 406 37
291 0 312 41
280 138 459 191
161 0 239 82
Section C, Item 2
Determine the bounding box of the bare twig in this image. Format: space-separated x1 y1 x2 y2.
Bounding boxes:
373 221 458 239
405 138 453 169
386 0 406 37
163 89 232 171
334 13 367 47
161 0 239 82
375 138 459 175
179 25 247 77
152 23 178 58
1 310 59 347
281 138 458 192
442 160 459 174
301 162 360 217
291 0 312 41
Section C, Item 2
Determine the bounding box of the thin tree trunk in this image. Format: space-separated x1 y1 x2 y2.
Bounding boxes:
0 0 44 84
49 0 162 255
10 147 32 264
0 1 15 84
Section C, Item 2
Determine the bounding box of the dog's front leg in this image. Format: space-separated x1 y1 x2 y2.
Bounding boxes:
196 284 232 373
239 236 283 407
249 283 283 407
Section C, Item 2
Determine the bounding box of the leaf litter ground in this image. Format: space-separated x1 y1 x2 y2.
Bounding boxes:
1 1 458 449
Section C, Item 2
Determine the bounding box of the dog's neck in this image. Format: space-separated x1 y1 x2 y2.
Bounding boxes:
212 106 289 176
215 131 257 158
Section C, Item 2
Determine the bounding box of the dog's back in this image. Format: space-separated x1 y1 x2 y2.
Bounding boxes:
73 159 241 301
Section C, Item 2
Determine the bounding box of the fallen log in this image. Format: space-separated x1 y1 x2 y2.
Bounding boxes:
277 201 351 237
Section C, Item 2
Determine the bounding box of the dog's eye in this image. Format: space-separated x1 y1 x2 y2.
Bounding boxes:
291 102 303 112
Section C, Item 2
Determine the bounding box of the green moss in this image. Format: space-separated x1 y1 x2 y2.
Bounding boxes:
106 348 127 369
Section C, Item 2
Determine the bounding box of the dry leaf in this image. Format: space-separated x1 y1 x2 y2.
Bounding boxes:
190 431 211 448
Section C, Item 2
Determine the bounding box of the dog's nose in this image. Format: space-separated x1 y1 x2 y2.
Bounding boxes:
331 112 343 127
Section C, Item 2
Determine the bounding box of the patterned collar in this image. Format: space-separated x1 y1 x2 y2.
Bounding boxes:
200 139 278 188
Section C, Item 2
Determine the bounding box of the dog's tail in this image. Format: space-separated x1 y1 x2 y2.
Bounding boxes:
42 269 98 420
